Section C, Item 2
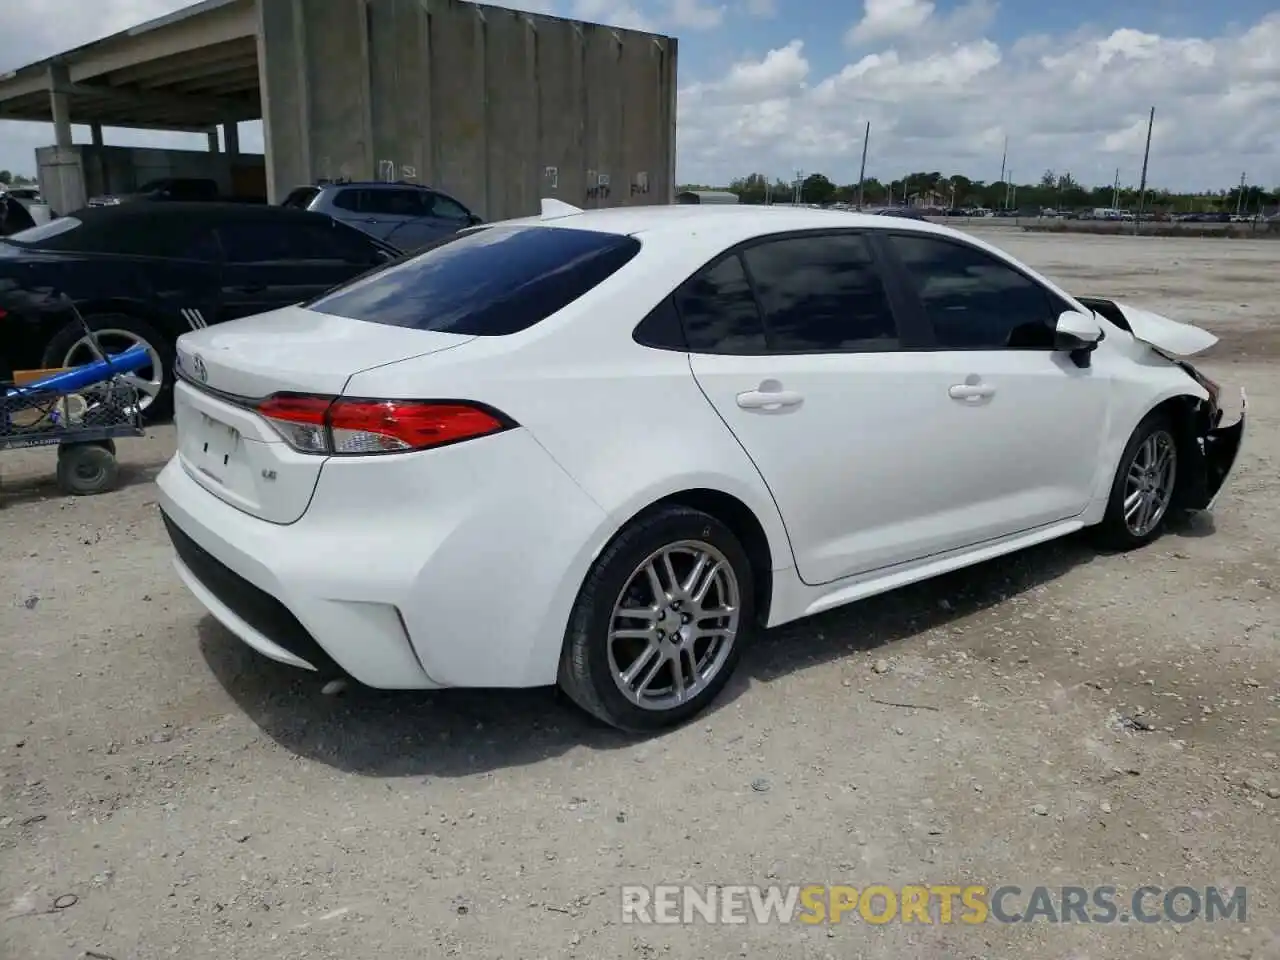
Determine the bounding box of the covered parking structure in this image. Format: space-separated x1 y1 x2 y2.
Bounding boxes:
0 0 678 221
0 0 264 211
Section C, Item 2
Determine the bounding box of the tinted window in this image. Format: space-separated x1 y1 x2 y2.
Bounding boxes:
306 224 640 335
5 216 84 247
9 213 210 258
428 193 470 220
363 189 428 216
888 235 1059 349
217 219 382 264
742 233 897 352
673 254 767 354
332 189 362 212
282 187 319 210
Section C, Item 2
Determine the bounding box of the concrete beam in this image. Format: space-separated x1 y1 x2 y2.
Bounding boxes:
67 1 256 84
56 81 257 120
0 110 216 134
223 121 239 155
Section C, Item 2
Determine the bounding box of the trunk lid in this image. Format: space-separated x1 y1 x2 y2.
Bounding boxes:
173 305 474 524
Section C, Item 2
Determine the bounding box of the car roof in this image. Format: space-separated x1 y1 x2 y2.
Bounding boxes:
494 203 967 249
65 201 333 224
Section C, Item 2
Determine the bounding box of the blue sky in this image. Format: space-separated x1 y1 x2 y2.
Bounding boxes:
1 0 1278 193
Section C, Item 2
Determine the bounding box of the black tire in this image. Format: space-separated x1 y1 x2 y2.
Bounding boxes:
56 443 120 496
558 505 756 732
1094 412 1179 550
41 312 174 423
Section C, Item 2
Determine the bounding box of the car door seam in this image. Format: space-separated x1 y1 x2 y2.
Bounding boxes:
685 352 804 578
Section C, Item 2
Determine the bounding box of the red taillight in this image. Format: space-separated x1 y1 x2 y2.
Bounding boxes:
255 394 510 455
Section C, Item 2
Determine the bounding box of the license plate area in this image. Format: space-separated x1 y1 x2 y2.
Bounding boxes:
188 412 242 485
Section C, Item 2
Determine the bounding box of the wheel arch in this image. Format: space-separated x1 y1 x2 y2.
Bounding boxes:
1099 389 1211 512
625 488 777 626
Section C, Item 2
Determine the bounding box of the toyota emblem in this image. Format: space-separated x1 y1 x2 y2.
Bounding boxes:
192 354 208 383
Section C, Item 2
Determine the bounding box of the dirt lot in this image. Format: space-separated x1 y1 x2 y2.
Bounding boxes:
2 230 1277 960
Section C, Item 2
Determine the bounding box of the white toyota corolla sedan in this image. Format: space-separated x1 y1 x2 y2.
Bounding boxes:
157 202 1245 730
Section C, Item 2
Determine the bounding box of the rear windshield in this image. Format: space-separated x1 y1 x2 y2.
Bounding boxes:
4 216 82 247
304 224 641 335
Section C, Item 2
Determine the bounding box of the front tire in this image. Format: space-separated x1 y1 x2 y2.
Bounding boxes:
558 505 755 732
41 313 174 423
1095 413 1179 550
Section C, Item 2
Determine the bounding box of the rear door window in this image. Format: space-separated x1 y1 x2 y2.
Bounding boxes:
673 254 767 354
305 224 641 335
363 189 430 217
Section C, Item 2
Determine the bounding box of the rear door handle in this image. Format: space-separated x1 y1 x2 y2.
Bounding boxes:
736 384 804 411
949 382 996 400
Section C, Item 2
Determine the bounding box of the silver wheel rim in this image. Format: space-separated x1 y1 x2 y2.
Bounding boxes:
62 329 164 415
607 540 741 712
1124 429 1177 537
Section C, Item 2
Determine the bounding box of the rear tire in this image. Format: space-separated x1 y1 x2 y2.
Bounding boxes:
1094 413 1179 550
41 313 174 423
558 505 755 732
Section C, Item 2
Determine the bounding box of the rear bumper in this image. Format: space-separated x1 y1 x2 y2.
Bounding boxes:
155 426 610 690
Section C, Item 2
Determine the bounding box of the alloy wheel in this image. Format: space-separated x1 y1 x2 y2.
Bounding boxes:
607 540 741 711
62 329 165 415
1123 429 1177 537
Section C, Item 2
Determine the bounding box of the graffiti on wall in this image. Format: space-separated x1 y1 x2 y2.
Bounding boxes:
377 160 418 182
586 170 611 201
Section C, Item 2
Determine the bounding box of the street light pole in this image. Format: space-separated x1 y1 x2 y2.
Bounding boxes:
856 122 870 210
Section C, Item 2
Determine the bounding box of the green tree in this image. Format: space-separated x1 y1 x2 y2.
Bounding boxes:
801 172 836 205
0 170 11 185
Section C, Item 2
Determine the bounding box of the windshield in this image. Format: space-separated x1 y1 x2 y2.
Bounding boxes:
4 216 82 246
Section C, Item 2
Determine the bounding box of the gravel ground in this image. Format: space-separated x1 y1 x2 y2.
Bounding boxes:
2 230 1277 960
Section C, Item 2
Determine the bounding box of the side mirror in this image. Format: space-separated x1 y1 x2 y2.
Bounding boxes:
467 214 483 226
1055 310 1103 368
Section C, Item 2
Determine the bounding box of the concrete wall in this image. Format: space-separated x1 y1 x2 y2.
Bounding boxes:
35 145 267 211
256 0 678 217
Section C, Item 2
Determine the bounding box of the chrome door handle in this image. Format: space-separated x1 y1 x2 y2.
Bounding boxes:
736 389 804 410
949 383 995 400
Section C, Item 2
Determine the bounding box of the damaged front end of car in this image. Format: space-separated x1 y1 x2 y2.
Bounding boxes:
1078 295 1247 512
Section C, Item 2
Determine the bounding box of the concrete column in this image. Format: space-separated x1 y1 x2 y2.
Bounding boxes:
48 63 72 148
90 123 103 146
207 129 220 152
223 121 240 156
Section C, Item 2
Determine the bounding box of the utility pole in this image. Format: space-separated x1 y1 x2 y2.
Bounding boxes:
1134 106 1154 235
1112 168 1120 210
1236 171 1246 216
794 169 805 205
999 136 1007 188
1004 170 1013 210
856 121 870 210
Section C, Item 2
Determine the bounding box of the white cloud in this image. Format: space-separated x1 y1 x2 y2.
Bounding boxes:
667 0 725 30
846 0 935 46
742 0 776 17
679 12 1280 191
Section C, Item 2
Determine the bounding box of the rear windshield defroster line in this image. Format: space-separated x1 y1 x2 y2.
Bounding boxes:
304 224 641 336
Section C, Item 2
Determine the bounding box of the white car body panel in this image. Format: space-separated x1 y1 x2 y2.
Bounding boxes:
154 204 1246 696
1109 301 1219 356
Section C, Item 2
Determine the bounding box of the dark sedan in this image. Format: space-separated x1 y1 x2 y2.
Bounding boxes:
0 203 398 420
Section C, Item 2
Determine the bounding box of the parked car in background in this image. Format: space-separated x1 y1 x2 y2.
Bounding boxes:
0 202 398 421
88 176 224 207
157 203 1243 730
281 180 482 252
0 193 37 236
